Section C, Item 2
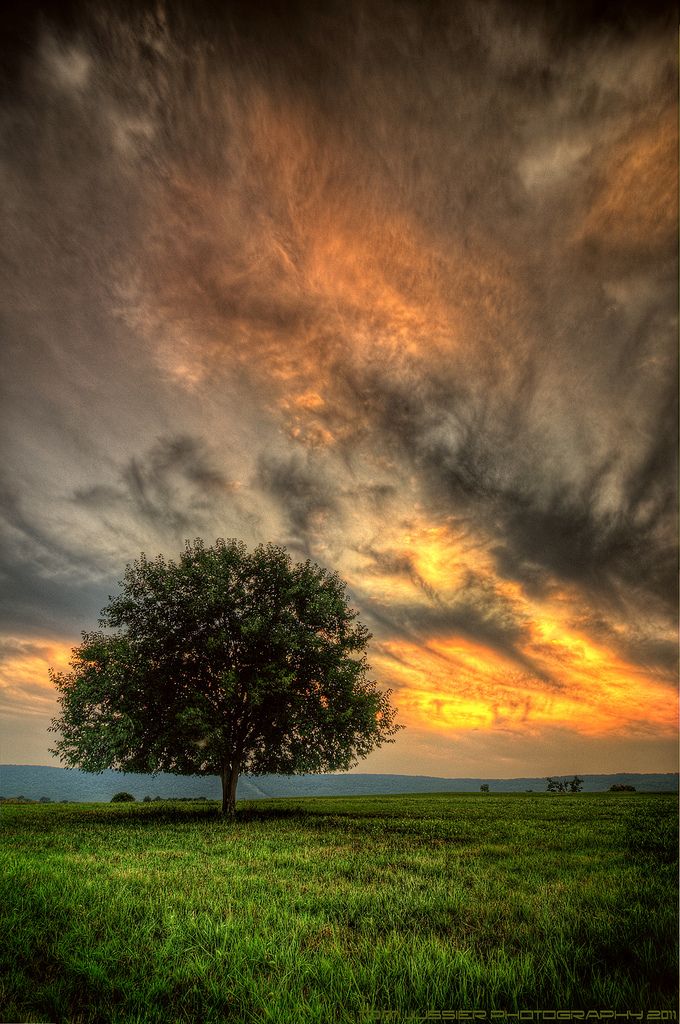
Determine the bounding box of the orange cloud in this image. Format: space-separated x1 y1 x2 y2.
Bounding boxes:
375 626 677 742
0 640 71 720
350 517 677 743
575 106 677 250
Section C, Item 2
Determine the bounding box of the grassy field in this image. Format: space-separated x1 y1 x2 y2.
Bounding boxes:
1 792 677 1023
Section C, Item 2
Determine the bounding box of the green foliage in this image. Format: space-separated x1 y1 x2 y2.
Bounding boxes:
110 792 135 803
49 539 401 814
1 794 677 1023
480 783 489 792
610 783 636 792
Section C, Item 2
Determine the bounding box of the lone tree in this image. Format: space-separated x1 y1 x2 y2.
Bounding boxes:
49 539 401 817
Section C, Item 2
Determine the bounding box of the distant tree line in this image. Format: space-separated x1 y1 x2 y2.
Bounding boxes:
545 776 583 793
111 793 212 802
0 796 69 803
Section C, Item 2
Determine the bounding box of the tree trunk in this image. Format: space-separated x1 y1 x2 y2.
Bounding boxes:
220 761 239 819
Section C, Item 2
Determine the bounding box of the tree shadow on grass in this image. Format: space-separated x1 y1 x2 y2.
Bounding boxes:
40 801 224 827
20 799 449 833
33 800 319 828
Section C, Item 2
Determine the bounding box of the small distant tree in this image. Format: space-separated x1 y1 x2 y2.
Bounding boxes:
610 784 636 792
50 539 402 818
480 784 489 792
569 776 583 793
111 792 135 802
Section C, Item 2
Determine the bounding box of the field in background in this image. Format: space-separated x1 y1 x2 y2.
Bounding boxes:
1 793 678 1023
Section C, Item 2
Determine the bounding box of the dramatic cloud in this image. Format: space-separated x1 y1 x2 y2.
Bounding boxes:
1 0 676 775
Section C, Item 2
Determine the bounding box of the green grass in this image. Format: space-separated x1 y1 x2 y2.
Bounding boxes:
1 793 677 1023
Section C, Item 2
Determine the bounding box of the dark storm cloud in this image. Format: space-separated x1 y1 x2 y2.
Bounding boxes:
74 435 238 536
0 475 116 634
359 545 440 604
255 451 340 555
0 433 244 637
0 556 109 636
567 610 678 678
353 565 548 680
498 478 676 613
0 637 51 663
333 335 677 625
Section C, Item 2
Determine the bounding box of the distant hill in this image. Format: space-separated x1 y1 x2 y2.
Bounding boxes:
1 765 677 802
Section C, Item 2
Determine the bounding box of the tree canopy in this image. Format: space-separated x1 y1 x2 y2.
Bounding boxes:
50 539 402 815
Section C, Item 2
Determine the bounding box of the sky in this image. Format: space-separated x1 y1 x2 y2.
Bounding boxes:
1 0 677 777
